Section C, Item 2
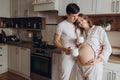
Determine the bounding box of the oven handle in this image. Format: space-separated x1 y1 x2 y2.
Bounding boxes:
31 54 50 60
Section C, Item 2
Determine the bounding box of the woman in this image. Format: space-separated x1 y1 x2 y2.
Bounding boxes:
75 14 112 80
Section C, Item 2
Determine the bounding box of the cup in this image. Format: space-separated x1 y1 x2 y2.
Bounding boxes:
77 36 84 43
70 48 79 57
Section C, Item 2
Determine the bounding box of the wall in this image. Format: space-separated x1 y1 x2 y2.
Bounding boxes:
107 32 120 47
1 9 120 47
34 12 58 45
0 0 10 17
89 14 120 47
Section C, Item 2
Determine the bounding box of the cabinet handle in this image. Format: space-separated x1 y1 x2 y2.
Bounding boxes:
116 0 119 12
107 72 112 80
112 1 116 12
0 54 2 56
53 55 56 64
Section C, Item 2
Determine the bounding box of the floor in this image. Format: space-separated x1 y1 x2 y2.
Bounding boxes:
0 72 29 80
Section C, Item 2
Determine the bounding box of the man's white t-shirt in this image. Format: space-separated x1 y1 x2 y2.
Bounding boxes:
56 20 79 48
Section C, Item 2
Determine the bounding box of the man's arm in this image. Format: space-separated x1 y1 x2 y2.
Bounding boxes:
53 33 71 55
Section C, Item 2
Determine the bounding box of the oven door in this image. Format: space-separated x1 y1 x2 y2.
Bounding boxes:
31 53 52 78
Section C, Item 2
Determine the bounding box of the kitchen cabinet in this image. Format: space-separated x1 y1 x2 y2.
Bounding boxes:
74 0 111 14
96 0 113 14
0 0 11 17
103 62 120 80
18 47 30 79
10 0 18 17
11 0 33 17
58 0 95 15
33 0 59 11
96 0 120 14
0 45 8 74
8 45 19 72
8 45 30 79
58 0 73 16
52 53 60 80
74 0 96 15
65 0 120 15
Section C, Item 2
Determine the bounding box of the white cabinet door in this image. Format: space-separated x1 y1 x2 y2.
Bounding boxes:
103 68 112 80
116 71 120 80
96 0 120 14
73 0 96 15
8 45 19 72
0 45 8 74
8 45 30 79
103 63 120 80
18 47 30 78
10 0 19 17
11 0 32 17
52 53 60 80
1 50 8 72
0 0 11 17
114 0 120 13
58 0 73 16
96 0 113 14
17 0 31 17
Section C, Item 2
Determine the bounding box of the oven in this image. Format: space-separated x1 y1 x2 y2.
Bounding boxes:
30 48 52 80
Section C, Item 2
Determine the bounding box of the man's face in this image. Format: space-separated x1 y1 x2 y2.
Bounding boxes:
67 13 79 23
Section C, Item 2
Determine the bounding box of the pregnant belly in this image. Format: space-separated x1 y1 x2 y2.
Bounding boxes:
78 43 95 65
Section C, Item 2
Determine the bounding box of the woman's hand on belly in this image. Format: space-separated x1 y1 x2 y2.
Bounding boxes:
85 57 103 65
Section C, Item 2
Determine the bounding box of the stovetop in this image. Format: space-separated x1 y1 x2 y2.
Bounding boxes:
33 44 57 50
31 44 57 57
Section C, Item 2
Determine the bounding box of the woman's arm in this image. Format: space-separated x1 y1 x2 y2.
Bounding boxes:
98 28 112 63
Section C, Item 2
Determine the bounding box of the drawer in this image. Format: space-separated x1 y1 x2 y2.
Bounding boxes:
104 62 120 71
0 45 8 51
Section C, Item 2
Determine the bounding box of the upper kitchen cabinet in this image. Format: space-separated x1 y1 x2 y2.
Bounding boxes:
96 0 120 14
0 0 11 17
73 0 96 15
58 0 73 16
32 0 59 11
58 0 95 16
11 0 33 17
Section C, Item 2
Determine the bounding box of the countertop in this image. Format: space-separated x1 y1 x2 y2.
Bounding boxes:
7 41 33 48
109 54 120 64
110 46 120 64
1 42 120 64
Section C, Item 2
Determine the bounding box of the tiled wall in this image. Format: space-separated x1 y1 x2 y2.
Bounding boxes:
107 32 120 47
88 14 120 47
88 14 120 31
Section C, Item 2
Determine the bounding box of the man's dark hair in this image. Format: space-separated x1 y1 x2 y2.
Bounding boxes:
66 3 80 14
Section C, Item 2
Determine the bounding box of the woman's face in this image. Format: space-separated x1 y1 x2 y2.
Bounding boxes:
77 17 89 28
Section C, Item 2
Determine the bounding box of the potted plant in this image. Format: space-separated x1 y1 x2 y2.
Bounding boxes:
99 19 113 31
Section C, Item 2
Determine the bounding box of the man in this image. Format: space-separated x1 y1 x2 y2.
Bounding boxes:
53 3 80 80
